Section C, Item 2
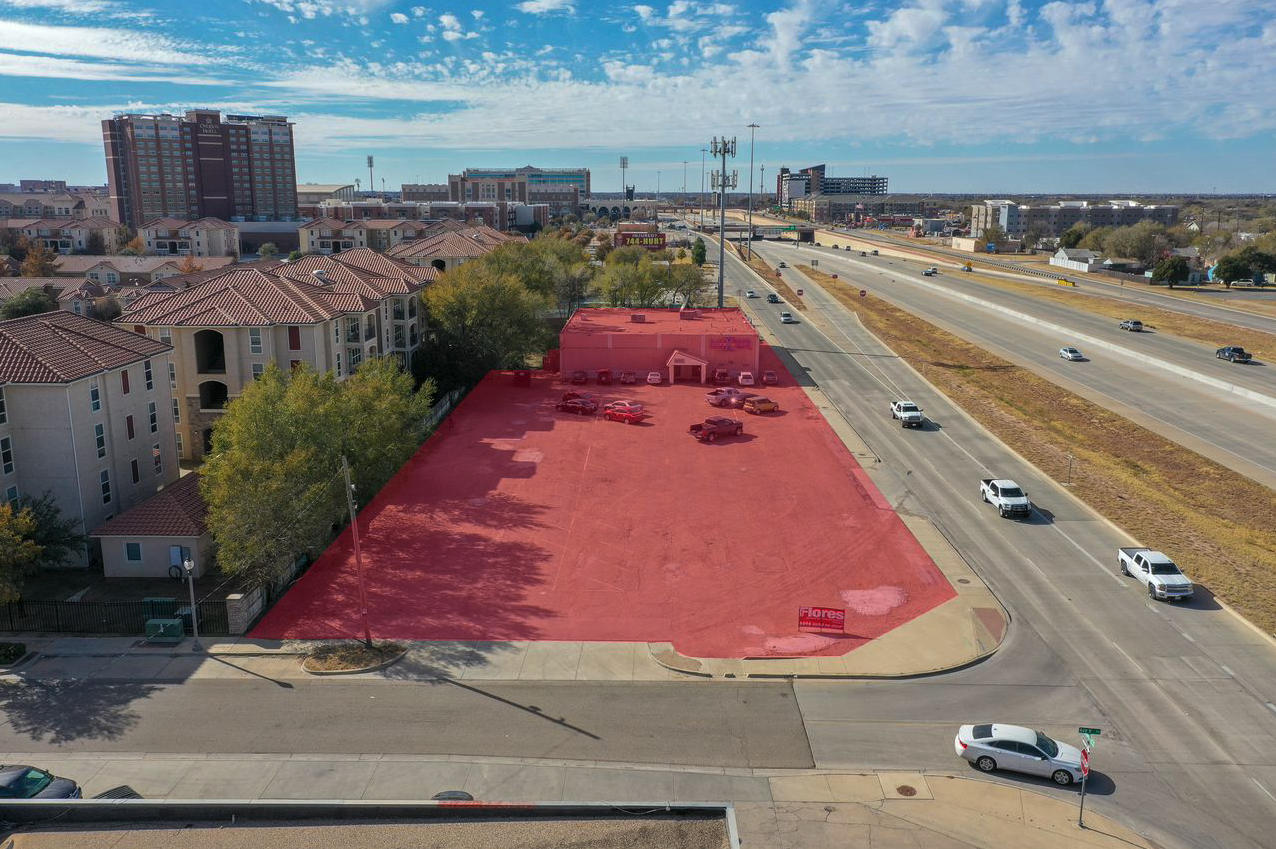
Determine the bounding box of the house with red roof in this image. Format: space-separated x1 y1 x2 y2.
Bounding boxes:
90 472 210 578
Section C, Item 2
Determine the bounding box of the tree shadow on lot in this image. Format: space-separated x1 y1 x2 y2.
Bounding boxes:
0 680 159 745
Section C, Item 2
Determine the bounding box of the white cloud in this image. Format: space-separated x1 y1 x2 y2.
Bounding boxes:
252 0 394 17
411 5 426 15
0 20 227 65
439 12 461 29
390 12 408 23
471 9 484 18
514 0 574 13
0 52 233 86
441 29 463 40
634 4 654 20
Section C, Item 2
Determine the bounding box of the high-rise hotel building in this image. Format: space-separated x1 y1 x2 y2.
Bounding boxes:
102 110 297 228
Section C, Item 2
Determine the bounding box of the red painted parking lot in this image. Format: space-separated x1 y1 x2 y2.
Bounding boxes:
252 350 955 658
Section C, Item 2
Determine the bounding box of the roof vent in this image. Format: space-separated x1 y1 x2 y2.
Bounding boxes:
311 269 327 280
679 309 701 320
630 313 646 323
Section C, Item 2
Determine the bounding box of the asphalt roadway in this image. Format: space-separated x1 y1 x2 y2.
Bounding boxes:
748 238 1276 490
711 233 1276 849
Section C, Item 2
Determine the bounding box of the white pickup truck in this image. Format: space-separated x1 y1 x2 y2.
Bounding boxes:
890 400 925 428
1118 548 1194 601
980 478 1032 518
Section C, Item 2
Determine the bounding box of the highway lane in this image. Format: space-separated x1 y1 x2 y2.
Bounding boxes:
749 240 1276 490
713 236 1276 849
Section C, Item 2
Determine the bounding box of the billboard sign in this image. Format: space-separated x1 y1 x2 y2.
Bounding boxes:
798 606 846 633
616 232 666 250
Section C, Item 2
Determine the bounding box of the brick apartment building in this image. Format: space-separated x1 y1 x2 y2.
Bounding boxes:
447 166 588 215
103 110 298 228
0 311 179 563
970 199 1180 239
777 165 888 208
119 249 431 459
140 217 240 257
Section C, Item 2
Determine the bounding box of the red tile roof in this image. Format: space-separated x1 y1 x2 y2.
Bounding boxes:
90 472 207 538
0 310 171 384
385 225 525 261
118 268 377 327
277 252 427 296
331 248 436 282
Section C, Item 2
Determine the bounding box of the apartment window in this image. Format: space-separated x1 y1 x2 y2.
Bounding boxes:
168 361 176 389
288 326 301 350
100 469 111 504
95 423 106 458
153 443 163 476
131 458 140 484
125 542 142 562
90 379 101 412
249 327 263 354
251 363 264 380
0 437 12 475
148 401 158 433
0 386 6 425
144 360 154 390
175 432 183 456
5 485 17 511
126 415 135 440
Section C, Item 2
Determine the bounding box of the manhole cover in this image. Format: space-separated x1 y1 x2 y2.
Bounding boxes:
896 785 917 797
957 578 971 585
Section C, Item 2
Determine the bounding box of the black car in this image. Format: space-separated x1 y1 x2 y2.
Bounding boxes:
569 370 588 384
0 765 81 799
618 370 637 385
556 398 598 415
766 293 781 304
1216 346 1252 363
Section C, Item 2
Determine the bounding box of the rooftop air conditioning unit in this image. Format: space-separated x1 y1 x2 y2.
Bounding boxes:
630 314 646 323
679 309 701 320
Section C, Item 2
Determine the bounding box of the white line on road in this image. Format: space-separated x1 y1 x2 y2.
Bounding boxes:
1180 631 1196 643
1255 778 1276 806
1266 703 1276 717
1110 640 1145 673
1219 665 1235 677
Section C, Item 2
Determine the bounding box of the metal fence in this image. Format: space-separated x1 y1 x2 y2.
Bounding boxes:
0 598 231 636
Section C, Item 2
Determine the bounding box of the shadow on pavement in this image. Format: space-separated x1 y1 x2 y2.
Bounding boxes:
0 680 160 745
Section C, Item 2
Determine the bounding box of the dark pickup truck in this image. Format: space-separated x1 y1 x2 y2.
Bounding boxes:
1216 346 1252 363
689 417 744 442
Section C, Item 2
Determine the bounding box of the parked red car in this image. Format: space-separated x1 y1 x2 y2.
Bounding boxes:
597 369 613 385
604 400 646 424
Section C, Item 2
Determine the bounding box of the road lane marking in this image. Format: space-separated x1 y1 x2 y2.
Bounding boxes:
1180 631 1196 643
1219 665 1235 677
1110 640 1145 673
1266 703 1276 717
1256 778 1276 805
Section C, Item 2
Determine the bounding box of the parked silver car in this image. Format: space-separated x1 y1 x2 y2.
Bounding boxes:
954 723 1084 786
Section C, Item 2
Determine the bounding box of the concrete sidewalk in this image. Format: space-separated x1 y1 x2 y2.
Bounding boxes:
3 751 1155 849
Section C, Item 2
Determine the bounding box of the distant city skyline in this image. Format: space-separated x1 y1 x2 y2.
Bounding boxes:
1 0 1273 194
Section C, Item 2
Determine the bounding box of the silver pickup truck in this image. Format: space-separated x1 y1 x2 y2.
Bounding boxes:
1119 548 1193 601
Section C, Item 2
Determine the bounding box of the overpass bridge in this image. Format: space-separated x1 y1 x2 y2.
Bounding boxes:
697 221 816 242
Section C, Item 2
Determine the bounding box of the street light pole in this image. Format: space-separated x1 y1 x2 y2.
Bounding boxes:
711 136 738 308
341 454 374 648
183 558 201 652
746 123 759 260
682 160 687 209
700 148 707 229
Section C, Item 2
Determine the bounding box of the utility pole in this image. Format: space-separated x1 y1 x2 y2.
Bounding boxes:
682 160 688 209
711 135 738 308
700 148 707 229
657 170 661 197
620 155 628 199
341 455 374 648
760 164 766 212
746 123 759 260
366 155 374 199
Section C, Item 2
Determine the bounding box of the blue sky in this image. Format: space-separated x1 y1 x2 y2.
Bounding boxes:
0 0 1273 194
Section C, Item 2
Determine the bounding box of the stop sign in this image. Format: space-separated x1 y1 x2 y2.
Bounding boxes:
1081 748 1090 777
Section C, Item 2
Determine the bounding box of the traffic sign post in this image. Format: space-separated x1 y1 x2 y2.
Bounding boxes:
1077 727 1099 829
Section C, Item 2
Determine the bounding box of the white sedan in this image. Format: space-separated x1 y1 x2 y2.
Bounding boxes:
1059 347 1085 361
646 371 663 385
780 312 796 324
954 723 1084 786
745 289 758 298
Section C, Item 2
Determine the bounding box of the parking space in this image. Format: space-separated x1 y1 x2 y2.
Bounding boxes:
252 345 954 659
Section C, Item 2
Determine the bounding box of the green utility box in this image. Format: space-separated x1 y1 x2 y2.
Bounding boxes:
145 618 184 644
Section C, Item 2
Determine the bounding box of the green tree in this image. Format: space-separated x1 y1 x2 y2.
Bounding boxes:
676 247 687 259
1079 226 1113 253
15 492 86 567
117 236 145 256
606 245 646 267
338 357 435 499
201 365 346 588
1213 254 1253 288
89 295 122 322
550 258 594 320
413 260 549 392
0 503 41 602
257 242 279 259
1022 226 1051 251
1102 221 1168 266
1059 223 1091 249
19 241 57 277
287 250 304 262
668 263 706 307
0 287 56 319
691 237 707 266
980 225 1008 250
85 231 105 255
1151 255 1190 288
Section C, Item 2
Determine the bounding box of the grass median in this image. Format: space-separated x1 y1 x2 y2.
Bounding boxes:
794 262 1276 636
726 241 806 309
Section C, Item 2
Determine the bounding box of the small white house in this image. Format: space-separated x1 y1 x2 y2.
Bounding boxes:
90 472 212 578
1050 248 1102 272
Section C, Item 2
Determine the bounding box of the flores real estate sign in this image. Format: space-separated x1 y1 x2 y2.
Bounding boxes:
798 606 846 633
615 232 667 250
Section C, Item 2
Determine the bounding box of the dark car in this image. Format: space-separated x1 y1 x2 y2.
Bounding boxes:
619 370 637 385
556 398 597 415
761 370 779 386
0 765 81 799
561 390 597 404
1216 346 1252 363
596 368 613 385
712 368 731 385
860 251 867 256
570 370 588 384
766 293 781 304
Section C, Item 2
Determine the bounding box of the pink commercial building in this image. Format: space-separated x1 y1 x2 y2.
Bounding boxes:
559 308 760 384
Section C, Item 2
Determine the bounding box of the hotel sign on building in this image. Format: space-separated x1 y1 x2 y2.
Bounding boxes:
615 232 666 250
